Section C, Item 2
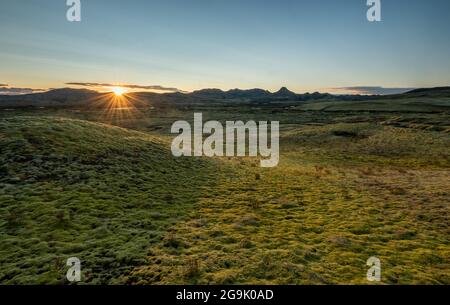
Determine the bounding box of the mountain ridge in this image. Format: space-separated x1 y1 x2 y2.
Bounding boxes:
0 86 449 108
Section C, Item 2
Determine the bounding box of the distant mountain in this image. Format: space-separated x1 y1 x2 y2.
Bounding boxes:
191 87 305 100
0 86 449 108
191 88 272 99
0 88 100 108
191 87 339 101
190 88 227 98
225 88 272 99
404 87 450 96
273 87 297 97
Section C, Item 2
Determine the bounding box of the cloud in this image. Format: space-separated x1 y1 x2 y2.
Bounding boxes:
0 84 8 87
66 82 182 92
332 86 415 95
0 87 46 95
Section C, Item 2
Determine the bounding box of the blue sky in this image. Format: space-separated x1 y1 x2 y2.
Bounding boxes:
1 0 450 94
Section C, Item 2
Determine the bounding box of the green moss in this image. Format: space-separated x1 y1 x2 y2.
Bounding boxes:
128 123 449 285
0 117 217 284
1 106 449 285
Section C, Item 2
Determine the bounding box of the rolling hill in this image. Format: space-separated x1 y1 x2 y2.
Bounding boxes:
0 116 216 284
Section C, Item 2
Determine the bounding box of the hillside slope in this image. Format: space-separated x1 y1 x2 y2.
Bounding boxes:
0 117 216 284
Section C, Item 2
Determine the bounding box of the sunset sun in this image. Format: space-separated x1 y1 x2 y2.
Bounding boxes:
112 87 127 96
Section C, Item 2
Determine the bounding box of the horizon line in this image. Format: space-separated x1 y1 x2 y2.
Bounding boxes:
1 83 441 96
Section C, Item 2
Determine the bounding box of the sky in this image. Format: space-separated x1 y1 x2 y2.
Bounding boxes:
1 0 450 95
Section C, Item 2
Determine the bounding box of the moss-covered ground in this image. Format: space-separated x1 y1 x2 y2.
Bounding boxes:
0 104 448 284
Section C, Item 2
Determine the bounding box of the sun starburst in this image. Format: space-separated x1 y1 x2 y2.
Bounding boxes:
112 87 127 96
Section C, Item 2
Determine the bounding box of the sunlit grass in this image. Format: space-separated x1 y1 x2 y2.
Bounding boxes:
128 123 450 285
0 109 448 285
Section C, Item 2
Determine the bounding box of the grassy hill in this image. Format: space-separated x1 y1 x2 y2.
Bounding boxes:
0 117 216 284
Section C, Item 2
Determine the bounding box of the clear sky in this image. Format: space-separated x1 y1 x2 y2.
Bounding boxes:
1 0 450 94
